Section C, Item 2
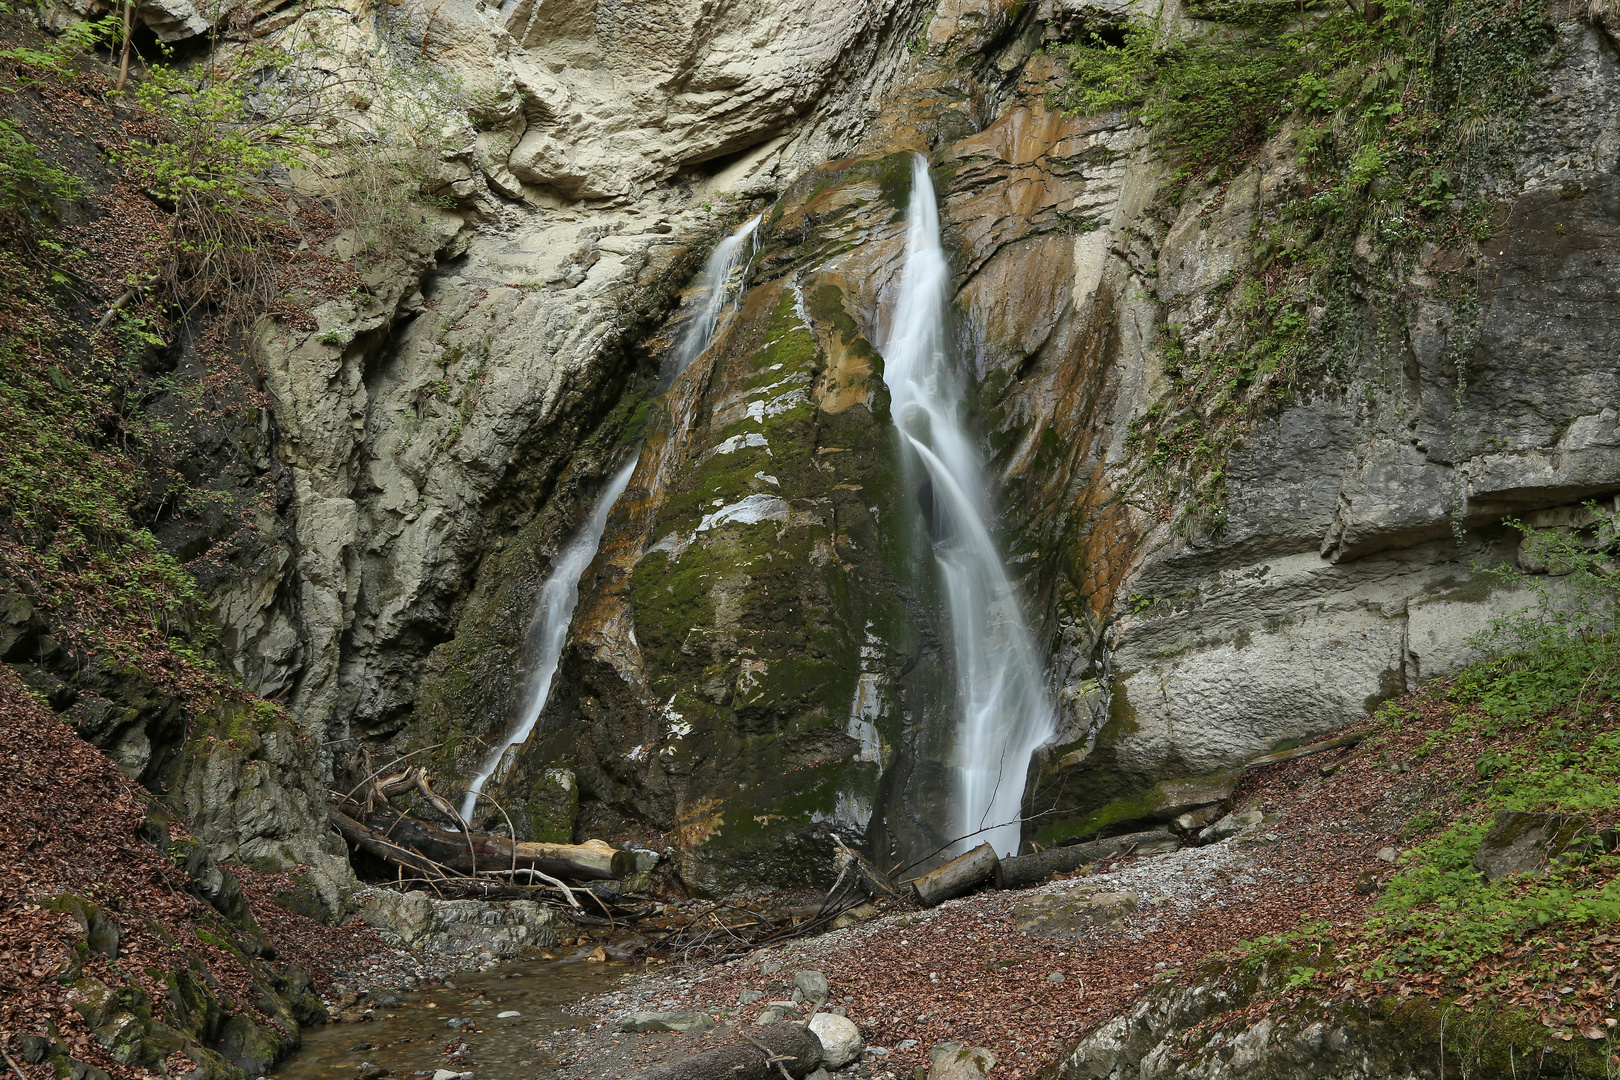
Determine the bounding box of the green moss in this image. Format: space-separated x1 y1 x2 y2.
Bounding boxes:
511 765 579 843
875 152 919 212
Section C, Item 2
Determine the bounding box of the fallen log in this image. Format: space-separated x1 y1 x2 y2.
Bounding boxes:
999 828 1181 890
909 842 999 907
329 806 452 877
328 801 636 880
628 1023 823 1080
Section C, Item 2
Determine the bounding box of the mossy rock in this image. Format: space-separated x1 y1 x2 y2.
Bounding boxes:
42 895 119 959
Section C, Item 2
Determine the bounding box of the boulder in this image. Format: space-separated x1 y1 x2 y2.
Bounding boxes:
619 1011 716 1033
1012 890 1139 939
928 1043 997 1080
1199 810 1264 843
358 890 439 949
1037 771 1239 844
808 1013 864 1068
793 970 831 1004
1472 810 1605 881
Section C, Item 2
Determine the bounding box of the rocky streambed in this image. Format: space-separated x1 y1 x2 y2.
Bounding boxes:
243 690 1618 1080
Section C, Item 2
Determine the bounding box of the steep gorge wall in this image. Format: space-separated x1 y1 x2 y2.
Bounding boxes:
94 0 1620 896
1016 0 1620 843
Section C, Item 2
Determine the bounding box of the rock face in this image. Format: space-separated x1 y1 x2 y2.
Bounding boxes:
76 0 1619 897
1018 11 1620 838
1053 953 1610 1080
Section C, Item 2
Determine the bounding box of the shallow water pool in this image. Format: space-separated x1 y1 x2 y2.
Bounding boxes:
276 959 623 1080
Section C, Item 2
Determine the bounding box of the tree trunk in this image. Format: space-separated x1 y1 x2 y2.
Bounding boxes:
998 845 1099 889
328 802 634 880
998 829 1180 890
909 842 1000 907
629 1023 823 1080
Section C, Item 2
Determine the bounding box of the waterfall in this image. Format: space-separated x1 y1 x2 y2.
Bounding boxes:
459 458 636 821
668 214 761 382
459 213 763 823
882 154 1054 858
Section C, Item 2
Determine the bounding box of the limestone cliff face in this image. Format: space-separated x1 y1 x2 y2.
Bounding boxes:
139 0 1620 892
1017 3 1620 843
193 0 935 763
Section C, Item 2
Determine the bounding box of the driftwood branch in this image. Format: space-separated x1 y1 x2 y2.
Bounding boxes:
833 833 899 898
1244 733 1366 769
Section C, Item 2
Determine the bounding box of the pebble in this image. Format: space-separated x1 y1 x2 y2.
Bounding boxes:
496 1010 520 1018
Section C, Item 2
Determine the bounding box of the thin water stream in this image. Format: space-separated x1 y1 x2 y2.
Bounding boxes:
275 960 623 1080
883 154 1054 858
459 215 763 821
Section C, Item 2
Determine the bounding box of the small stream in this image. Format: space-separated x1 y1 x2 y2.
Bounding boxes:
277 960 624 1080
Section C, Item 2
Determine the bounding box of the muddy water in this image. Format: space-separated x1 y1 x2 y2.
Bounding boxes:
278 960 624 1080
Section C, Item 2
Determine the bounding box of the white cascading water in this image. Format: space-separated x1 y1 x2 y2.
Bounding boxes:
882 154 1054 858
459 214 763 822
458 457 636 822
669 214 761 379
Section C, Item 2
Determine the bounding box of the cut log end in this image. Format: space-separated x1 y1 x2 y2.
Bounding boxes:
909 842 1000 908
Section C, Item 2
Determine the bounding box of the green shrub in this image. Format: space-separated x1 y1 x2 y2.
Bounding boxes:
0 118 83 222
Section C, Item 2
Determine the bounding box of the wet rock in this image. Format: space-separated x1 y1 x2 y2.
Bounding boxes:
794 970 831 1003
928 1043 997 1080
808 1013 863 1068
1013 890 1139 939
619 1011 717 1033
